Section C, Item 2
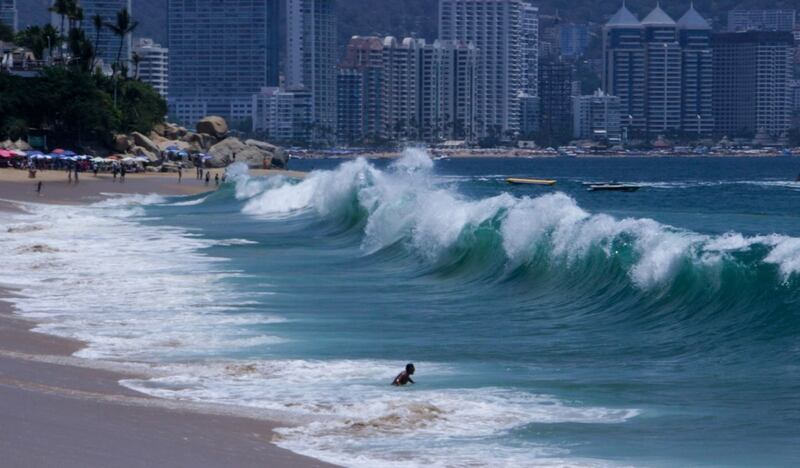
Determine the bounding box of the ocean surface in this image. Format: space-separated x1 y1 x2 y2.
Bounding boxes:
3 151 800 467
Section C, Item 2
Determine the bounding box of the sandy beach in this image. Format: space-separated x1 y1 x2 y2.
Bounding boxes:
0 168 335 468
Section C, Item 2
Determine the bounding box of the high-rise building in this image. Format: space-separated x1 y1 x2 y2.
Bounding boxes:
521 4 539 96
53 0 132 66
133 38 168 99
559 24 590 58
538 56 574 144
603 3 713 137
336 68 364 144
336 36 477 144
440 0 526 138
603 3 646 134
713 31 794 139
678 5 714 136
791 80 800 113
573 90 622 141
728 10 796 33
337 36 385 144
286 0 337 143
252 87 313 143
168 0 280 125
0 0 17 32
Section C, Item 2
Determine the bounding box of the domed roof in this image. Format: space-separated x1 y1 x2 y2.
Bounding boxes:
607 3 641 28
677 4 711 30
642 3 676 26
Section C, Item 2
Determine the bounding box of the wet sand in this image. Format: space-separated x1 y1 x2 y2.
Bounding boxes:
0 168 336 468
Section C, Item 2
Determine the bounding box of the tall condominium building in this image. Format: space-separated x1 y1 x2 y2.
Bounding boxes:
728 10 796 32
712 31 794 139
440 0 526 138
603 3 714 136
133 38 168 99
252 87 313 143
678 6 714 135
287 0 337 143
337 36 385 144
573 90 622 141
559 24 590 58
521 4 539 96
52 0 132 66
168 0 280 125
336 68 364 144
381 37 422 141
0 0 16 32
791 80 800 113
538 56 574 143
336 36 477 144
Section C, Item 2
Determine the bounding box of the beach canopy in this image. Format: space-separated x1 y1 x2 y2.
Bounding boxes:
26 150 44 156
0 149 13 158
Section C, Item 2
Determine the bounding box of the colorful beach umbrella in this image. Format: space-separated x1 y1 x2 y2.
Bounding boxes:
0 149 13 158
52 148 65 154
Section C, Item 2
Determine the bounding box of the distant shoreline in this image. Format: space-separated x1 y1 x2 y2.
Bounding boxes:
290 148 800 160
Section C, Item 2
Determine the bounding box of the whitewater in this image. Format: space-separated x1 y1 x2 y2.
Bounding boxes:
2 150 799 467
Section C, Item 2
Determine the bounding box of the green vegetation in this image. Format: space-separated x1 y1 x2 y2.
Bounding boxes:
2 3 164 148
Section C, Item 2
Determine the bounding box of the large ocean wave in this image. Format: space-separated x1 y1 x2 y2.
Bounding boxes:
236 150 800 292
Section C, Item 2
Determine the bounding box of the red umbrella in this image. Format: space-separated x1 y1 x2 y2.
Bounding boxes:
52 148 65 154
0 149 13 158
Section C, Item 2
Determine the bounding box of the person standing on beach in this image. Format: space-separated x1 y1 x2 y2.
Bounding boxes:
178 166 183 183
205 171 210 186
120 165 126 183
67 164 72 183
392 363 416 386
74 165 79 184
215 173 219 186
36 181 42 196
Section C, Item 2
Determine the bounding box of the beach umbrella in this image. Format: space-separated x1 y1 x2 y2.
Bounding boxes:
0 149 13 158
92 157 105 163
63 150 77 156
11 149 26 157
26 150 44 157
106 155 123 160
166 145 180 151
134 156 149 162
52 148 65 154
177 151 189 157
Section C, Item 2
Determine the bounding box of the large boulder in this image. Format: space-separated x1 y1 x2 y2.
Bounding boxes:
207 137 247 168
183 132 218 151
112 134 132 153
245 138 288 168
156 140 192 152
131 131 161 156
196 116 229 139
152 123 167 137
163 123 187 140
129 146 159 163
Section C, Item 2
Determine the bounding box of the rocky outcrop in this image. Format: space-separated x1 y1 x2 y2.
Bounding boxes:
131 132 161 156
246 139 289 169
196 116 229 139
183 132 218 152
112 134 132 153
207 137 287 169
130 145 159 162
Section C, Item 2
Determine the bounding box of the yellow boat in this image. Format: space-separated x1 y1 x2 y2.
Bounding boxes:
506 177 557 186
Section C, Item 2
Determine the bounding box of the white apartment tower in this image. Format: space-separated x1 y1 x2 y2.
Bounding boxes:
521 3 539 96
439 0 526 138
287 0 337 143
133 38 168 99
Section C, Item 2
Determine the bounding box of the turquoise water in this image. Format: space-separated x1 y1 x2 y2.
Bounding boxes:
4 151 800 467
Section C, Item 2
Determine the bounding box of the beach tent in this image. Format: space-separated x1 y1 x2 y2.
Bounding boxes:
134 156 149 162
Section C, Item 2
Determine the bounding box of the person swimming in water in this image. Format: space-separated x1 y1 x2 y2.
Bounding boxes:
392 363 415 386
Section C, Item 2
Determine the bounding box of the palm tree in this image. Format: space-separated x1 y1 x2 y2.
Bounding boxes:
90 14 103 69
42 24 61 59
105 8 138 73
105 8 138 105
131 51 141 79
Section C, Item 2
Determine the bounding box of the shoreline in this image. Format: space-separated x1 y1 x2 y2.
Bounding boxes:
0 173 336 468
290 149 800 160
